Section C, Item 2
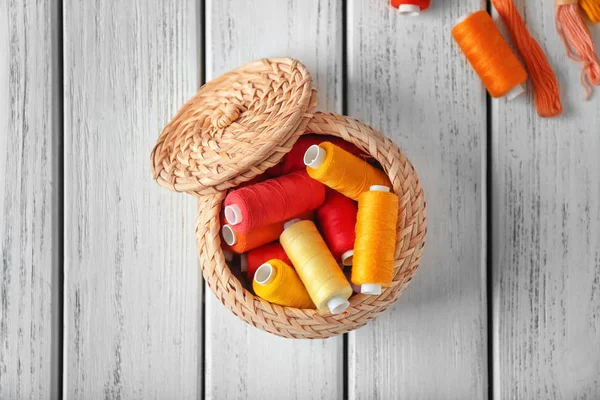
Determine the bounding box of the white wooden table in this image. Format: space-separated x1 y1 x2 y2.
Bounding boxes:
2 1 599 399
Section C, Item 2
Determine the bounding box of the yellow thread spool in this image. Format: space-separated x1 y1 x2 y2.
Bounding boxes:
280 219 352 314
304 142 390 201
352 185 399 295
252 259 315 309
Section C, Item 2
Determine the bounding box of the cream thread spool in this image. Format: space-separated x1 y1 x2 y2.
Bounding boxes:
281 219 352 314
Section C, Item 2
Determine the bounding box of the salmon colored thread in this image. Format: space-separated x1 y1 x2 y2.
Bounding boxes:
224 170 326 233
280 219 352 314
252 259 315 309
305 142 390 201
580 0 600 23
556 3 600 98
316 190 357 266
452 11 528 98
490 0 563 117
245 242 291 281
352 186 399 295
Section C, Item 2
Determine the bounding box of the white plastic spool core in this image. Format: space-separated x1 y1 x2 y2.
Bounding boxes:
398 4 421 16
361 283 383 295
304 145 327 169
370 185 391 193
224 204 242 225
284 218 302 230
254 263 275 286
221 225 237 246
327 295 350 314
505 84 525 101
341 250 354 266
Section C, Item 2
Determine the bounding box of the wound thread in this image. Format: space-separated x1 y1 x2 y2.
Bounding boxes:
305 142 390 201
352 186 399 295
224 170 326 232
280 220 352 314
316 190 357 266
580 0 600 23
452 11 528 99
253 260 315 309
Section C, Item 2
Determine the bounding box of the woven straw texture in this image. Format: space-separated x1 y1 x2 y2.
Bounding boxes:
196 112 427 339
151 58 316 196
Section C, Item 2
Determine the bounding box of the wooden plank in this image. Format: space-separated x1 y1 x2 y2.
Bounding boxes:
205 1 343 399
0 1 60 398
62 1 201 397
492 2 600 398
346 2 488 399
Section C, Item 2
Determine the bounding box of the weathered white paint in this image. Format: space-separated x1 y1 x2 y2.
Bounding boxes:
0 1 60 398
62 1 201 398
346 2 488 399
492 2 600 399
205 1 343 399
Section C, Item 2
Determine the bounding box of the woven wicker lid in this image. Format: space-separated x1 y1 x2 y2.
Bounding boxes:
151 58 317 196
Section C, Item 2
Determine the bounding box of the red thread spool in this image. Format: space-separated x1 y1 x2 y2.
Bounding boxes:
391 0 431 15
266 135 366 177
224 170 326 233
316 190 357 266
243 242 291 281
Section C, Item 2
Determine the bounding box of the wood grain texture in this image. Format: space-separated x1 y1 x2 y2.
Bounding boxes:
492 2 600 399
347 2 488 399
62 1 201 397
205 1 343 399
0 1 60 398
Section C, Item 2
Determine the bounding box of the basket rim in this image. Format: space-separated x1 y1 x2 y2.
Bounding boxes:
196 112 427 339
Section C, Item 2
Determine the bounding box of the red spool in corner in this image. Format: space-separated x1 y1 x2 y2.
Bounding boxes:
391 0 430 15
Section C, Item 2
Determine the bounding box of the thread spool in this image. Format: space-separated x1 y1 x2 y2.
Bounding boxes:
224 171 326 232
580 0 600 23
304 142 390 201
391 0 431 15
555 0 600 98
352 185 399 295
316 190 357 266
490 0 563 117
267 135 366 177
221 222 282 254
253 259 315 309
280 219 352 314
452 11 527 99
244 241 291 281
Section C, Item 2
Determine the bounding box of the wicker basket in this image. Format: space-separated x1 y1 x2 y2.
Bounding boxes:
151 58 426 339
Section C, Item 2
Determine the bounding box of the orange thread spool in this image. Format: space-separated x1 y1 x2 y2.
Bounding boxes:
452 11 528 99
555 1 600 98
391 0 431 15
490 0 563 117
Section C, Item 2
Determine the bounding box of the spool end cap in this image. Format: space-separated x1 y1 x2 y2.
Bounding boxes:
341 250 354 266
361 283 382 295
254 263 275 286
304 145 327 169
224 204 242 225
284 218 302 230
327 295 350 314
221 225 237 246
370 185 391 192
398 4 421 16
506 84 525 101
